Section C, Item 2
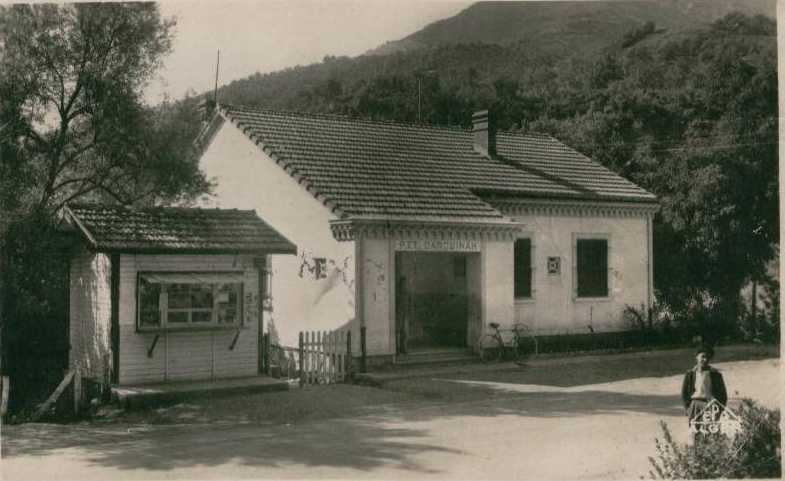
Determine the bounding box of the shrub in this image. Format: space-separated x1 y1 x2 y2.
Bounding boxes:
648 399 781 479
623 302 673 341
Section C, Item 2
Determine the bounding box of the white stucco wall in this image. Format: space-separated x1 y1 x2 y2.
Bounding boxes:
481 239 516 331
359 238 394 355
509 212 651 335
199 119 355 349
69 250 112 380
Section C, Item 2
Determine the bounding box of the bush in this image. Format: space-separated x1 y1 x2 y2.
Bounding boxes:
624 302 674 341
648 399 781 479
1 215 72 413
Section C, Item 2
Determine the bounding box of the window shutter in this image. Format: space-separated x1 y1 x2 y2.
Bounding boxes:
577 239 608 297
514 238 532 298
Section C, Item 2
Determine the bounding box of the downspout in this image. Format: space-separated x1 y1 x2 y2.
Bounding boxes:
254 256 266 375
110 253 120 385
646 213 654 308
355 235 366 373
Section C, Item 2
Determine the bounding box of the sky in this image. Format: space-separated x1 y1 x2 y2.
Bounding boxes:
147 0 471 104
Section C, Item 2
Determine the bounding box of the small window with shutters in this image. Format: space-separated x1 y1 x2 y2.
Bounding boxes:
576 238 609 298
514 238 532 299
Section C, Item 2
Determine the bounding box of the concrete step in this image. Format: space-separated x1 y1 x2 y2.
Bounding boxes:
112 376 290 410
396 350 478 366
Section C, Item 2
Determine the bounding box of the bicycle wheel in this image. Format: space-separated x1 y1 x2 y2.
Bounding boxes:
512 324 538 364
479 334 502 362
512 339 524 364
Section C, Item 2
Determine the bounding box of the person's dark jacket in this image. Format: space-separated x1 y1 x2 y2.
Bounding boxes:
681 367 728 408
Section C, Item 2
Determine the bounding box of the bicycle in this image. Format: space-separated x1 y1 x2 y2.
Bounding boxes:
477 322 539 363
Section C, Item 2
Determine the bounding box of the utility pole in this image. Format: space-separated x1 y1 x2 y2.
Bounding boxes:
214 49 220 104
415 69 436 124
417 77 422 123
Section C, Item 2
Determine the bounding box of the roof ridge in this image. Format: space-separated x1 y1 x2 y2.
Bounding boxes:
220 103 470 134
66 202 256 215
222 103 561 140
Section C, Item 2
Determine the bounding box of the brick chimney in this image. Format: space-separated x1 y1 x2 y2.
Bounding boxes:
472 110 496 158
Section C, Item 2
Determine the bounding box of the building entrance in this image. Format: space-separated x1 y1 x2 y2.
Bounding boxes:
395 252 477 353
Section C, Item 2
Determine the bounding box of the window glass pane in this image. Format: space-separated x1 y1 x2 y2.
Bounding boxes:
168 311 189 323
192 310 212 323
514 239 532 298
217 283 240 324
168 284 191 309
190 284 213 309
138 278 161 327
139 310 160 328
218 308 237 324
139 278 161 309
577 239 608 297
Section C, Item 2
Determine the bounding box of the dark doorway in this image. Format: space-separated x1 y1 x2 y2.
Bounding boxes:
395 252 471 353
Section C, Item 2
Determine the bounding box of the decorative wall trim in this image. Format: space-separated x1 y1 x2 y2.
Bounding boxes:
490 198 659 218
330 220 521 242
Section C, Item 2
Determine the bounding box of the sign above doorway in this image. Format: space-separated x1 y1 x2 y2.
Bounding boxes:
394 239 481 252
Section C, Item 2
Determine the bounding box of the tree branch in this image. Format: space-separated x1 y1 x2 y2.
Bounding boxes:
51 182 100 212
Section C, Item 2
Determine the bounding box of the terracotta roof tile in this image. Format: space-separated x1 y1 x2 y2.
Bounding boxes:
65 204 296 254
219 105 657 221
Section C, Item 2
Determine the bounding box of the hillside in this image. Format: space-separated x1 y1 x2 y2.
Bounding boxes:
368 0 775 57
211 0 775 124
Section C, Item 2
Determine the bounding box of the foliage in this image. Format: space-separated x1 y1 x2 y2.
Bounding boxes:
757 275 780 342
648 399 781 479
0 3 209 223
621 21 657 49
742 272 781 343
623 302 672 337
0 213 71 411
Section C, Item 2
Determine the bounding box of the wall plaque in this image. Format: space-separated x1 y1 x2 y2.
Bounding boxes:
547 256 561 274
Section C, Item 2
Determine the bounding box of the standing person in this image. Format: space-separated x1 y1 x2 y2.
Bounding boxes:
681 345 728 427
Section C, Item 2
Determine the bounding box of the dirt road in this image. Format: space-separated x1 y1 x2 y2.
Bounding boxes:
1 354 778 480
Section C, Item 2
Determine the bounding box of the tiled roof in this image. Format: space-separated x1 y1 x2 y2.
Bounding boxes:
218 105 657 222
64 203 296 254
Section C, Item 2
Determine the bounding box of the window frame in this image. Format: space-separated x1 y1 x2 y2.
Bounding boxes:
513 235 535 302
136 271 245 332
572 234 611 301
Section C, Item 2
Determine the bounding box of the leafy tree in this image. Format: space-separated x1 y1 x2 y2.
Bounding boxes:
0 3 208 221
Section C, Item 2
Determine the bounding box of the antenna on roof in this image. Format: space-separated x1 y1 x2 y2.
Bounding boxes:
213 49 220 105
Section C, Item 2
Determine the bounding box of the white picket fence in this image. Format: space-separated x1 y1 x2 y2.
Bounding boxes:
299 330 352 386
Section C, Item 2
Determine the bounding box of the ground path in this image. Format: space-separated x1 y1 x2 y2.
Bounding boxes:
1 346 779 480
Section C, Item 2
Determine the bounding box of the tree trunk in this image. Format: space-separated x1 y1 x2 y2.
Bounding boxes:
751 280 758 335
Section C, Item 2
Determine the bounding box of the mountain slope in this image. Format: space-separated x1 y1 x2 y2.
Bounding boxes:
368 0 775 57
210 2 775 129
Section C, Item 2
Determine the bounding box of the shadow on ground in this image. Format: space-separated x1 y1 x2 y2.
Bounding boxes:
1 346 776 475
2 387 683 474
3 418 461 474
